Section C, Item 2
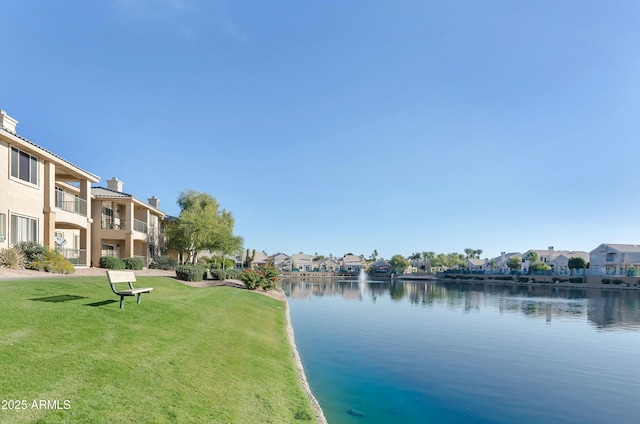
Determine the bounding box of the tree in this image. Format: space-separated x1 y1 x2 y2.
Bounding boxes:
389 254 411 274
475 249 483 259
464 248 474 259
422 251 435 271
507 256 522 272
164 217 190 264
529 262 551 272
568 257 587 275
244 248 255 269
523 251 539 263
167 190 243 264
488 258 498 271
370 249 378 261
409 252 421 267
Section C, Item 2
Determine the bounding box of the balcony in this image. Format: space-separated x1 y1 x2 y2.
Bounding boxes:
56 197 87 217
102 221 126 230
134 219 147 234
56 247 87 266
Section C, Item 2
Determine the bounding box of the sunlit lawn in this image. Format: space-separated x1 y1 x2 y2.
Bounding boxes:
0 276 315 423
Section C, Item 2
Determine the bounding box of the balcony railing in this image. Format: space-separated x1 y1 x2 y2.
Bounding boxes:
102 221 126 230
55 247 87 266
134 219 147 234
56 198 87 217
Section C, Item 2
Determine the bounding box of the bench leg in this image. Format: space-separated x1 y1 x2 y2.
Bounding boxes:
120 296 124 309
137 293 142 304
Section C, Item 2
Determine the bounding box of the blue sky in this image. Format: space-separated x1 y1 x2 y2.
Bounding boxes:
3 1 640 260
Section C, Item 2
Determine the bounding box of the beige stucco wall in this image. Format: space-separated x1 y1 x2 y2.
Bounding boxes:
0 138 46 247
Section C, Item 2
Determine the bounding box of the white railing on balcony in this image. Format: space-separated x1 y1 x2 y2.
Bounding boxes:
56 247 87 266
101 219 126 230
134 219 147 234
56 198 87 217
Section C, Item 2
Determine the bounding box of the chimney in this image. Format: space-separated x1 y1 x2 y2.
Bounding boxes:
148 196 160 208
0 110 18 133
107 177 124 192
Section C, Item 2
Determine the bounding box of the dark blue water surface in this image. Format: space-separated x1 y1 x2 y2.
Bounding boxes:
283 278 640 424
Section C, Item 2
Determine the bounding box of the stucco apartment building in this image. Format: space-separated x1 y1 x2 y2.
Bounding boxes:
1 110 99 266
1 110 166 268
90 178 166 268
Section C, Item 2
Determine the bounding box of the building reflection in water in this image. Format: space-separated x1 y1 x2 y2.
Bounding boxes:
281 278 640 331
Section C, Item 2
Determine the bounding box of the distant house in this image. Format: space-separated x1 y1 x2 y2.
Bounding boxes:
589 244 640 276
466 258 487 270
521 248 589 274
550 252 589 275
486 252 522 273
252 251 268 267
314 259 340 272
369 260 392 274
269 252 290 270
291 253 313 272
341 254 364 272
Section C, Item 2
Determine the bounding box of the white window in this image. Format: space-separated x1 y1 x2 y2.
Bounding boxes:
0 213 6 242
10 147 38 185
102 244 116 257
102 206 114 228
55 187 64 208
11 214 38 244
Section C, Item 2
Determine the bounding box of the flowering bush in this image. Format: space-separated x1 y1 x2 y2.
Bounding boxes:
28 248 75 274
240 265 281 291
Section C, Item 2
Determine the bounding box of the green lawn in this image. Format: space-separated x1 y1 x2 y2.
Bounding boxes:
0 276 316 423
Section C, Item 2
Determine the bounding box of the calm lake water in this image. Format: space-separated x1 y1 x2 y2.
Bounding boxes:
283 278 640 424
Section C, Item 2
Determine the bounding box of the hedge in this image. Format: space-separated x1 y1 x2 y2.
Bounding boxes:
123 257 144 270
100 256 126 270
176 264 206 282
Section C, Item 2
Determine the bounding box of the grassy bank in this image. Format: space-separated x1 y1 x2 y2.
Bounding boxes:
0 276 315 423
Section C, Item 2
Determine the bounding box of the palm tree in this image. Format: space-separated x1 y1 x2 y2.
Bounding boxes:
424 251 436 272
409 252 421 268
475 249 483 259
464 248 474 259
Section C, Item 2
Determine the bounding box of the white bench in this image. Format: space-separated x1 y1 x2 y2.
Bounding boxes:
106 270 153 309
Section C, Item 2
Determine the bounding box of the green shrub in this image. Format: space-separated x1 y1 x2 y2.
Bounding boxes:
240 269 262 289
568 277 583 284
612 279 623 285
210 269 227 280
601 278 611 284
226 269 241 280
0 247 26 269
198 256 235 270
29 248 75 274
261 265 281 291
123 257 144 270
176 264 205 282
100 256 126 270
15 241 47 264
149 256 178 270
